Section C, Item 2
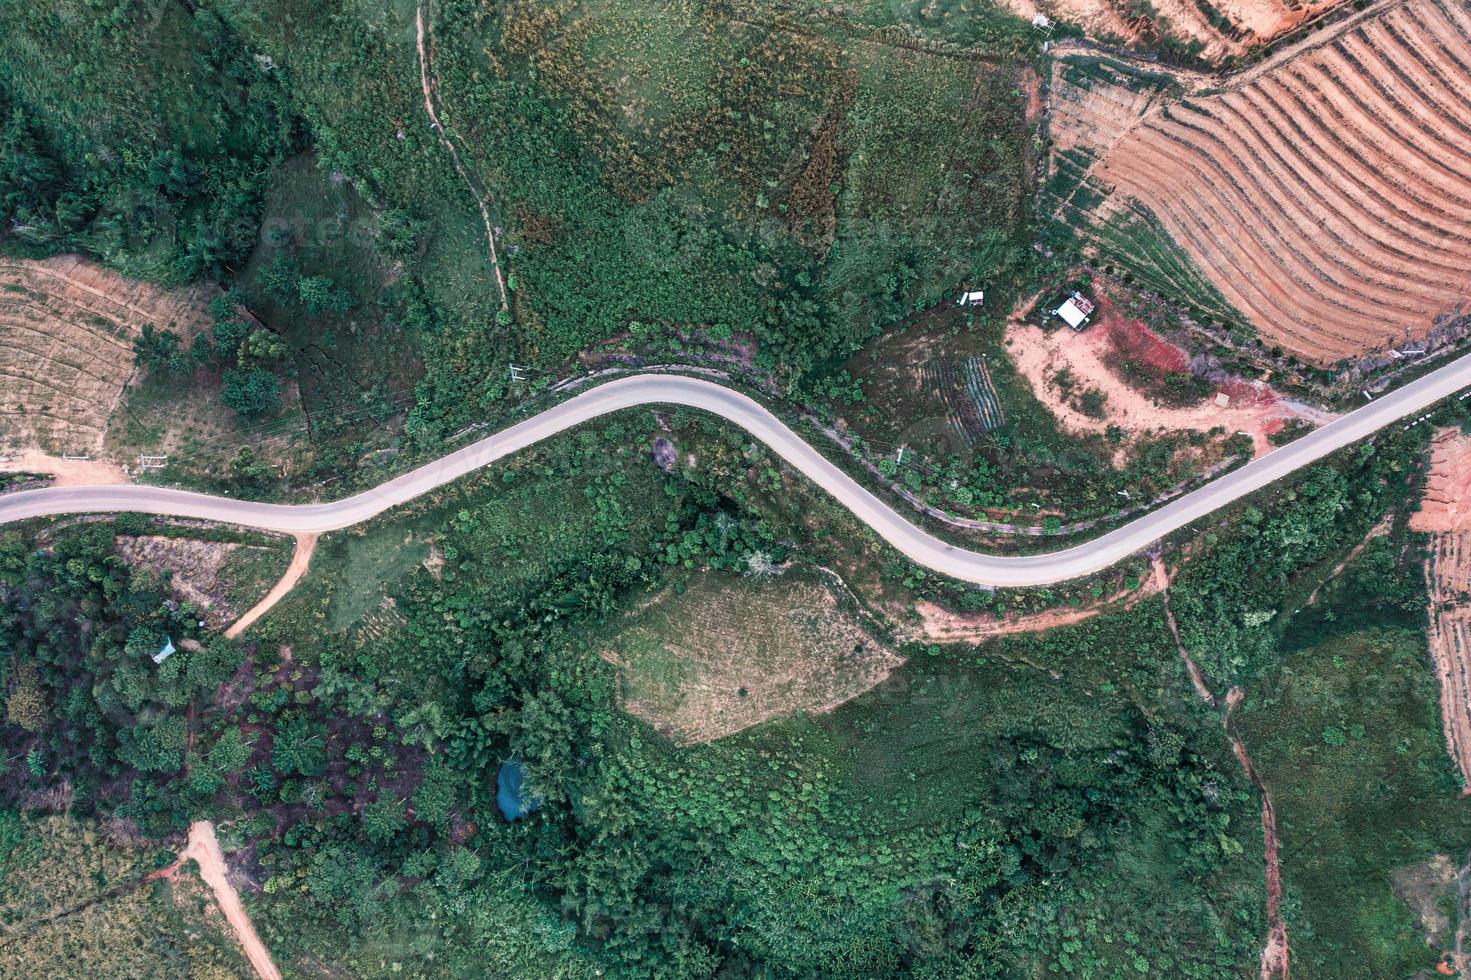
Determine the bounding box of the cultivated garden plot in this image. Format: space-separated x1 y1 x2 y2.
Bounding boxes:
0 255 213 456
1046 0 1471 366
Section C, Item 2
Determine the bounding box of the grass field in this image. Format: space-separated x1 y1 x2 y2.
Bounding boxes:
0 810 248 978
603 569 902 743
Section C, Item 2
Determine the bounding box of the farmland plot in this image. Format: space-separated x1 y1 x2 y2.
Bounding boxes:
1046 0 1471 365
0 256 213 455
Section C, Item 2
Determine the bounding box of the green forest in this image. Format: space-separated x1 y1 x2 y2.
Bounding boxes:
4 0 1471 978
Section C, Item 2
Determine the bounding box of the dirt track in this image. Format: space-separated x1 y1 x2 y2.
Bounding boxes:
415 0 507 310
1050 0 1471 364
224 533 317 639
181 822 281 980
1154 558 1289 979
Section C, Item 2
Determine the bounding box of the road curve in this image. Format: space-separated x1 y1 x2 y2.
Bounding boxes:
4 357 1471 587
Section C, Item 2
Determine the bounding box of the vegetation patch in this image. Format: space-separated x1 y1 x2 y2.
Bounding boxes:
1237 628 1471 978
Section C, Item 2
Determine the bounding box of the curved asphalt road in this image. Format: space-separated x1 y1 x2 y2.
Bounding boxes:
4 356 1471 587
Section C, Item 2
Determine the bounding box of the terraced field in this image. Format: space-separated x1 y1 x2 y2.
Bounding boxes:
0 256 213 454
1046 0 1471 365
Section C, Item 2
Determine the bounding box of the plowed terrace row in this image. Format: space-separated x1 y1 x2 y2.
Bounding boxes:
1049 0 1471 366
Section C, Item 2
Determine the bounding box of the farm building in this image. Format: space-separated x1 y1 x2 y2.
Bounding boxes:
1055 293 1095 330
957 289 985 307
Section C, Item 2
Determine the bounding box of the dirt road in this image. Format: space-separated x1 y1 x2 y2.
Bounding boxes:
415 0 507 310
1154 558 1289 979
224 533 317 639
182 821 281 980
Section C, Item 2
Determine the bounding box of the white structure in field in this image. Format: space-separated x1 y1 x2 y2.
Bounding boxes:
1055 292 1095 330
957 289 985 307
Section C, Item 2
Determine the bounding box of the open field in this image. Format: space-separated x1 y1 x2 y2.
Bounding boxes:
603 570 901 744
1046 0 1471 365
0 255 214 457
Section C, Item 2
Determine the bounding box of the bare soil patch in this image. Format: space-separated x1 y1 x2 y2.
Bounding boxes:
1005 319 1323 458
1390 853 1464 959
0 450 127 487
604 571 902 744
0 255 214 457
1413 428 1471 534
1414 428 1471 792
1002 0 1346 60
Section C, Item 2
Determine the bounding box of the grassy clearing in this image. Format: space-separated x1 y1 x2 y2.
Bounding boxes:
1237 625 1471 978
0 810 248 978
603 569 902 743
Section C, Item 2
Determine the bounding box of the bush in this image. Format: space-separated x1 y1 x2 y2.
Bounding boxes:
221 367 283 418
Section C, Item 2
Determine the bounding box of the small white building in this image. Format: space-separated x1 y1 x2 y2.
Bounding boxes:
1055 292 1095 330
957 289 985 307
152 638 176 665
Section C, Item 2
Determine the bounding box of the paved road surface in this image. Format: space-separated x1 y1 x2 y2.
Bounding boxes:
4 358 1470 587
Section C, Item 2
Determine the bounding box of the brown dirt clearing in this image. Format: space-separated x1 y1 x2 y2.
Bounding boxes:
0 449 127 487
1417 429 1471 792
1005 319 1325 459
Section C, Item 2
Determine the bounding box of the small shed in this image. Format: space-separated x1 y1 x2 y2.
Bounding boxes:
152 637 176 665
1055 292 1096 330
957 289 985 307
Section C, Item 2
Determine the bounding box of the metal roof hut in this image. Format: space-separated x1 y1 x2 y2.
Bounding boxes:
1055 293 1096 330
